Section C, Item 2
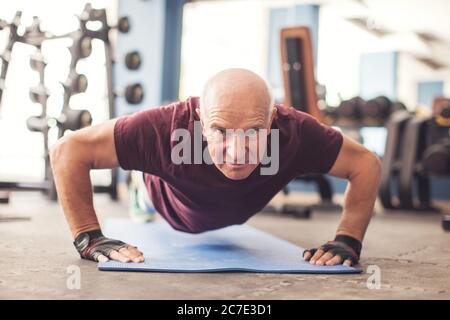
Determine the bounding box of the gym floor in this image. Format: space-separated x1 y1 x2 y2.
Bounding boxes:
1 191 449 300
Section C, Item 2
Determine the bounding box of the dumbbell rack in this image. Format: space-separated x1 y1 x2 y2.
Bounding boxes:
0 3 135 201
0 13 57 200
78 3 119 199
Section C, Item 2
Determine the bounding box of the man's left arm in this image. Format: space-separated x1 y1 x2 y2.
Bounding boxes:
303 135 381 266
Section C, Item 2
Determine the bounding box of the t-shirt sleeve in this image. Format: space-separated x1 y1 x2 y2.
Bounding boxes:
296 112 343 175
113 106 174 174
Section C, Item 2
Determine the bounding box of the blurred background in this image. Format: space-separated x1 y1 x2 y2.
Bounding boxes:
0 0 449 216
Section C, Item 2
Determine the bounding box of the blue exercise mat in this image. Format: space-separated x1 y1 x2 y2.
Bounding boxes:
98 219 362 274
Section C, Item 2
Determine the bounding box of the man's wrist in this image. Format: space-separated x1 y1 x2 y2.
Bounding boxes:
73 229 104 256
334 234 362 258
73 224 102 239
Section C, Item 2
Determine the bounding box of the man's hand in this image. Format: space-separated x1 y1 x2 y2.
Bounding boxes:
302 235 362 267
74 230 145 263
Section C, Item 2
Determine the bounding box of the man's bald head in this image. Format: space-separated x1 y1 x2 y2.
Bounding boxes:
196 68 276 180
200 68 274 120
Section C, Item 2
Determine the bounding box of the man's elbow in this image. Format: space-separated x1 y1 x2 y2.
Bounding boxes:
362 151 382 182
49 136 84 172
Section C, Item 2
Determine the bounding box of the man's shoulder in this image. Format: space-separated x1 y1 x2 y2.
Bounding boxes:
273 104 316 131
133 96 199 129
274 104 311 121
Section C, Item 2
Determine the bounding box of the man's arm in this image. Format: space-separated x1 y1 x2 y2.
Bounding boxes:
303 135 381 266
50 119 144 263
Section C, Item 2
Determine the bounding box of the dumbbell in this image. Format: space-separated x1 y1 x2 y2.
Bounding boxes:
29 85 49 105
69 33 92 62
436 104 450 126
337 96 365 121
362 96 407 122
26 109 92 133
26 116 55 132
63 73 88 95
442 105 450 118
59 109 92 132
361 96 392 120
116 17 130 33
125 51 142 70
116 83 144 105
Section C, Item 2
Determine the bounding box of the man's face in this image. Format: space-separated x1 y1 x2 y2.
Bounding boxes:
198 101 274 180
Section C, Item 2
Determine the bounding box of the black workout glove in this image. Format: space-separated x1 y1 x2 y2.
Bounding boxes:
73 229 127 262
303 234 362 265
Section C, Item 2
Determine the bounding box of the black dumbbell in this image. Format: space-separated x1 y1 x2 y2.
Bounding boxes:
69 34 92 62
78 36 93 59
440 105 450 118
337 96 365 121
119 83 144 105
125 51 142 70
27 109 92 133
362 96 392 120
63 73 88 95
117 16 130 33
59 109 92 131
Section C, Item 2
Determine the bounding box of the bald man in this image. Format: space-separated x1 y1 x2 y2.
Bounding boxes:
50 69 381 267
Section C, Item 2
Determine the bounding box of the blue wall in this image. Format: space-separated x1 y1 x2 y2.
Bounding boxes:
115 0 167 116
359 51 398 101
417 80 444 108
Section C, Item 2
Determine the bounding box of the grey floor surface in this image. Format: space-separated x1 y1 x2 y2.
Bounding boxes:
1 192 449 299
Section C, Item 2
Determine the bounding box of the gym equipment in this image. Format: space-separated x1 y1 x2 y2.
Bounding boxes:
98 219 362 274
0 13 51 113
116 17 130 34
324 95 407 126
432 97 450 117
123 83 144 104
424 104 450 231
26 110 92 133
79 4 129 42
380 102 450 216
397 116 433 210
443 215 450 231
124 51 142 70
362 96 391 122
379 111 414 209
280 27 322 122
0 3 138 201
337 96 365 123
422 106 450 175
275 26 342 218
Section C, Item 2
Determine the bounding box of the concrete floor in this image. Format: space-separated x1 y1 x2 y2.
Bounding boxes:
1 191 450 299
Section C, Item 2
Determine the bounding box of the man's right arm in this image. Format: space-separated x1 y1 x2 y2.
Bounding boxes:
50 119 144 263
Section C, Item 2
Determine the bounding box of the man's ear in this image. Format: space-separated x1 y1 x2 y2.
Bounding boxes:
267 107 277 135
195 107 206 134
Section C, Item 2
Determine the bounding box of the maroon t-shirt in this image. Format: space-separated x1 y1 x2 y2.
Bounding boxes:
114 97 343 233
